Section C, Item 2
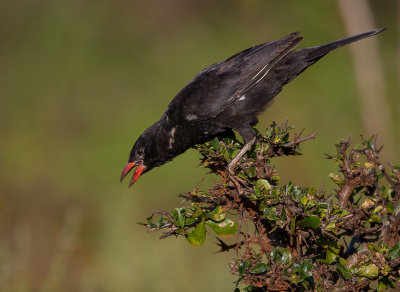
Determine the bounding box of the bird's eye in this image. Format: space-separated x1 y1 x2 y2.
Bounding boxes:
136 148 144 157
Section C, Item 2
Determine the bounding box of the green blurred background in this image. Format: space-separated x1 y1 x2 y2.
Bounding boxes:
0 0 399 291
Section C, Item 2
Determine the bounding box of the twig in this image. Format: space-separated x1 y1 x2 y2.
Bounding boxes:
284 131 317 147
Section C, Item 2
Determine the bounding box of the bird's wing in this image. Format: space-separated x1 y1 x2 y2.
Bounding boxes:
167 32 303 121
232 32 303 96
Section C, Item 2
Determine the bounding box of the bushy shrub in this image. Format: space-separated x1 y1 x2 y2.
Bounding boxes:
140 120 400 291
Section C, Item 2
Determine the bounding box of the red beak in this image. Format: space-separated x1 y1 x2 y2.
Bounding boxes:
120 162 145 187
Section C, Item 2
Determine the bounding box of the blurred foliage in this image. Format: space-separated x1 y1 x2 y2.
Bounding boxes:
143 121 400 291
0 0 399 291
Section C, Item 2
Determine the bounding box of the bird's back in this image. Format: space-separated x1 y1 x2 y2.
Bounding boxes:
174 29 385 129
165 32 304 124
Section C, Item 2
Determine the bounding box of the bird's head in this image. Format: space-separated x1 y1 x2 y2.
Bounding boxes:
120 125 169 187
120 133 151 187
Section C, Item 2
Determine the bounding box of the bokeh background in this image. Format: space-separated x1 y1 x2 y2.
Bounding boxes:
1 0 399 291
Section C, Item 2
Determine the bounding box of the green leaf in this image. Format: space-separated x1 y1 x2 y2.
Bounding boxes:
386 202 394 214
220 137 228 145
297 259 313 278
223 150 231 163
377 278 396 291
338 257 347 266
336 263 351 280
373 205 383 214
356 264 379 279
281 132 290 143
184 216 199 226
206 219 238 236
237 172 248 182
381 186 392 199
157 216 164 227
368 214 382 223
271 247 292 265
292 186 305 200
316 203 328 213
290 216 296 235
256 179 271 192
325 221 336 233
172 208 186 229
270 175 280 185
383 264 392 274
300 195 308 206
250 262 267 274
185 222 206 247
325 250 337 264
190 206 203 218
263 207 280 222
238 261 247 278
367 243 376 252
329 242 341 255
231 148 240 159
141 214 154 227
297 216 320 229
207 206 225 222
389 242 400 260
366 139 374 150
246 167 256 178
211 138 219 150
318 243 340 264
328 173 343 185
377 279 387 292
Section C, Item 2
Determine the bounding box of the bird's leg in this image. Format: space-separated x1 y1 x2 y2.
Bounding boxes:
227 126 256 198
226 126 256 198
227 136 256 176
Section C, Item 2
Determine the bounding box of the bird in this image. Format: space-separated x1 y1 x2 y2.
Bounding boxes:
120 28 385 187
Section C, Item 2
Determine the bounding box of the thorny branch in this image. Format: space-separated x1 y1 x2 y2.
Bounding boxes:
140 121 400 291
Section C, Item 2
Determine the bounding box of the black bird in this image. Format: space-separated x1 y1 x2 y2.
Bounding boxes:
121 28 385 186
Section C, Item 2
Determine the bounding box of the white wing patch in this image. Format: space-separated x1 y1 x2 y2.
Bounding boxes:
186 114 198 121
169 127 176 149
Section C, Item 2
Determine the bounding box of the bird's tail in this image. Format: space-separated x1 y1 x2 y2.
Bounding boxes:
273 28 386 87
307 28 386 61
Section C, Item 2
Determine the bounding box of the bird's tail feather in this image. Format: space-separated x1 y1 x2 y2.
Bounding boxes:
273 28 386 87
307 28 386 60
